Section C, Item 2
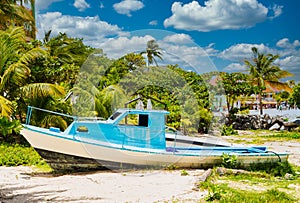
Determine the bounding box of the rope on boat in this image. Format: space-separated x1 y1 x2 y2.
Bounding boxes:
266 151 281 162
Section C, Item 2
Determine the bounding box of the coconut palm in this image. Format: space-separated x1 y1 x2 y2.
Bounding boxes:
244 47 293 115
0 26 65 118
0 0 35 38
141 39 163 67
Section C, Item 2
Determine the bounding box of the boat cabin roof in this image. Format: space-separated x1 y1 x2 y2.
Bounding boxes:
106 108 169 124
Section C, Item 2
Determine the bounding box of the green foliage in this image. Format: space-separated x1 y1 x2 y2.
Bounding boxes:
0 143 48 167
0 117 22 141
205 184 223 201
219 186 294 203
220 72 253 118
221 153 240 169
291 83 300 107
199 168 296 203
221 125 238 136
180 169 189 176
247 161 295 177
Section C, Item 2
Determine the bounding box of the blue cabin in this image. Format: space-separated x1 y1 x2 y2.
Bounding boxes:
64 109 170 150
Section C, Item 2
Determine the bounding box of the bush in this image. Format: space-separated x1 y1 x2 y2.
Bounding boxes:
0 143 47 167
221 153 240 169
221 125 238 136
246 161 295 177
0 117 22 142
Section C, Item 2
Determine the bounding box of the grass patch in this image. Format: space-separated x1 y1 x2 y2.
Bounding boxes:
226 130 300 144
218 186 295 203
0 142 52 171
198 168 298 202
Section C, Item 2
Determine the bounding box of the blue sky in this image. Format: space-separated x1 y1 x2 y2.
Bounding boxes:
35 0 300 82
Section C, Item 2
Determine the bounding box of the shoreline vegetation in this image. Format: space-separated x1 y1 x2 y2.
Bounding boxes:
1 130 300 202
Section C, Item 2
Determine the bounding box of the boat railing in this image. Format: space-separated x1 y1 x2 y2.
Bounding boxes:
25 106 77 125
25 106 106 125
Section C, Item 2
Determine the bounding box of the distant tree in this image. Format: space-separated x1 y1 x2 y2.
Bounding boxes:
290 83 300 108
244 47 293 115
220 72 254 118
141 39 163 67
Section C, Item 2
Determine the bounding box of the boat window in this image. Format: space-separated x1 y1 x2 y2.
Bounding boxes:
118 114 149 127
77 126 88 132
138 114 148 127
109 112 122 120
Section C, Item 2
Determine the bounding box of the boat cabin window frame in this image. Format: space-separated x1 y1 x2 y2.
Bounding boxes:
109 111 122 120
117 113 149 127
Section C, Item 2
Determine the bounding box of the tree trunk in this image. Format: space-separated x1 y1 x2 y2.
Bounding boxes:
258 92 263 115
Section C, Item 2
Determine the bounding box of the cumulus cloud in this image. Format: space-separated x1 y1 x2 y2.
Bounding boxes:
98 35 155 58
36 12 125 46
163 34 193 44
36 0 63 11
164 0 281 32
217 41 300 81
218 43 274 61
97 33 216 73
223 63 247 72
276 38 300 49
73 0 90 12
113 0 144 17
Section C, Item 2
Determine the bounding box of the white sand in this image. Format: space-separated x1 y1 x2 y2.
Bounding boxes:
0 167 206 203
1 137 299 203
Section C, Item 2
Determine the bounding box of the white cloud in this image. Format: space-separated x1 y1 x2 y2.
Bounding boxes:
113 0 144 17
276 38 300 49
73 0 90 12
149 20 158 26
98 35 155 58
217 41 300 81
97 33 217 73
36 0 63 11
278 56 300 69
36 12 125 46
218 43 274 61
270 4 283 19
223 63 247 72
163 34 193 44
164 0 281 32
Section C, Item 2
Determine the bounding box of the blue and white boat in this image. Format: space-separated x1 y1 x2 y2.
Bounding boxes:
21 106 288 171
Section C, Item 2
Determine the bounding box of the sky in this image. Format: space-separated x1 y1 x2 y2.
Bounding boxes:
35 0 300 82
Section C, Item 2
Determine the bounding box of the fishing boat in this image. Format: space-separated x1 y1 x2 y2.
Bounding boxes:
21 106 288 171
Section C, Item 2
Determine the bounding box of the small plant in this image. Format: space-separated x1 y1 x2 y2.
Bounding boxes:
180 169 189 176
165 164 178 170
205 184 223 201
221 153 240 169
221 125 238 136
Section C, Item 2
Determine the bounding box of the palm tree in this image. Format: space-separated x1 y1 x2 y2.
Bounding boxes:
0 26 64 118
0 0 35 38
244 47 293 115
141 39 163 67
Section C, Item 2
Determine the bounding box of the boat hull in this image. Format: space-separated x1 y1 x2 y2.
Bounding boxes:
21 127 288 171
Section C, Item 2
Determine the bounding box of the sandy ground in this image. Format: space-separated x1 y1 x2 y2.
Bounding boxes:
1 138 299 203
0 167 208 203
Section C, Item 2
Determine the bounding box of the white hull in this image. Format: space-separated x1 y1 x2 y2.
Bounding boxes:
21 127 288 170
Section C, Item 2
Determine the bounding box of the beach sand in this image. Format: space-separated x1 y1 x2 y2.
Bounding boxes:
1 137 299 203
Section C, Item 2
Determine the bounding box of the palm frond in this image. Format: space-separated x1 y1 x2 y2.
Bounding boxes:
0 95 13 117
21 83 65 99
